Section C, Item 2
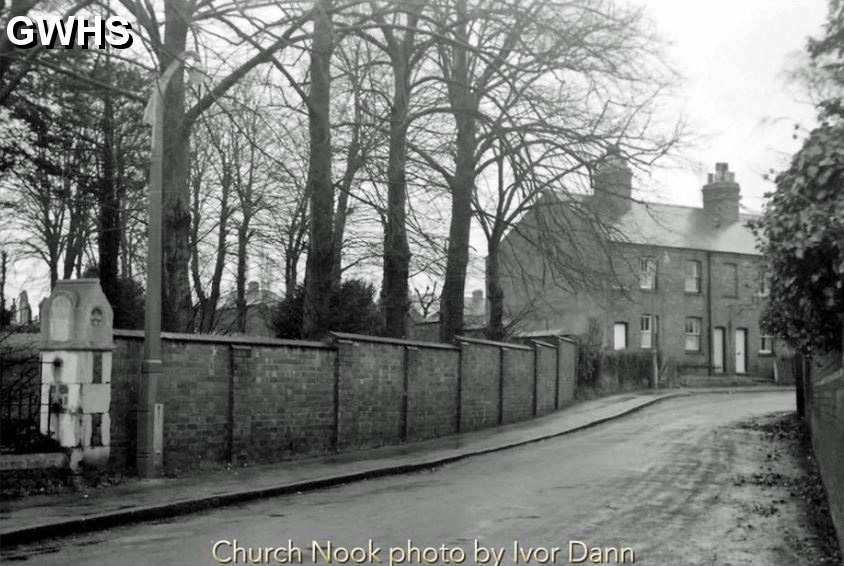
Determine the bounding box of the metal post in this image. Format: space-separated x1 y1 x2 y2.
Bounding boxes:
137 55 197 477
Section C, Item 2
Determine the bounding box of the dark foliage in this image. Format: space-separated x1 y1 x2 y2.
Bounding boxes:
273 278 383 339
750 123 844 354
82 266 145 330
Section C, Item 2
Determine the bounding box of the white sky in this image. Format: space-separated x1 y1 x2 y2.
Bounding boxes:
5 0 831 309
634 0 828 211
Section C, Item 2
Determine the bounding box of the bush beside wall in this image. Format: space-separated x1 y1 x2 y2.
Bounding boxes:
574 338 655 397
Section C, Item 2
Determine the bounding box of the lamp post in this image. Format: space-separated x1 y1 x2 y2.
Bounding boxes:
137 53 199 478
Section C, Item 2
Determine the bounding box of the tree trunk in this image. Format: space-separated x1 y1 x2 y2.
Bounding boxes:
439 0 476 343
485 238 505 340
235 223 249 334
439 118 476 341
0 250 6 327
301 0 336 339
98 78 121 317
190 161 230 333
382 53 411 338
330 107 361 285
160 0 194 332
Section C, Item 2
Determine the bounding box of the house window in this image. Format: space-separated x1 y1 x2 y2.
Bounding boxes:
724 263 738 297
759 271 770 297
613 322 628 350
685 260 701 293
760 335 774 354
639 257 656 290
684 317 702 352
640 315 656 349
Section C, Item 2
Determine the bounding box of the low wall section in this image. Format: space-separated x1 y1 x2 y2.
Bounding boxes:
109 330 577 475
803 356 844 553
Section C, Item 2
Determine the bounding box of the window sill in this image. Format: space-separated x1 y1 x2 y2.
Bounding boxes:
684 291 702 296
758 351 774 357
684 350 705 356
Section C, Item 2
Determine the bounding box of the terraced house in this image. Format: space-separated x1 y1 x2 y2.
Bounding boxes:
501 158 778 378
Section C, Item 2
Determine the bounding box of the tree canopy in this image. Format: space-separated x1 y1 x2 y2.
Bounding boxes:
751 0 844 354
752 123 844 353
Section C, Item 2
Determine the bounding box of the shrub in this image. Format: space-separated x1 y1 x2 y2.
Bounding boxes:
602 350 655 389
272 278 383 339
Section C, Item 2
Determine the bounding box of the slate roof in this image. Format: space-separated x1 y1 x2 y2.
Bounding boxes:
611 201 762 256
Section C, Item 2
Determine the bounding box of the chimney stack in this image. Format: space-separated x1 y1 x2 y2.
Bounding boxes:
470 289 484 315
702 162 740 225
593 145 633 217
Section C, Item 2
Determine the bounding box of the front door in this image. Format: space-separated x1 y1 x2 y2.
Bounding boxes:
713 327 725 373
735 328 747 374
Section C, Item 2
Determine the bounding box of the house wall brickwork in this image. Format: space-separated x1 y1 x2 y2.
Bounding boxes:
107 330 576 475
598 244 775 377
506 243 776 378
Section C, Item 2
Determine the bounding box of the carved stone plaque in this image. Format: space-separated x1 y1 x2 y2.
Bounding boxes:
50 295 73 342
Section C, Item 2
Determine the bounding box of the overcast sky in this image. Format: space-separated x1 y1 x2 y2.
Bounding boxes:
637 0 828 212
5 0 832 308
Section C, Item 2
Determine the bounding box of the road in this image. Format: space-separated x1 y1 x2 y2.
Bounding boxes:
3 391 824 565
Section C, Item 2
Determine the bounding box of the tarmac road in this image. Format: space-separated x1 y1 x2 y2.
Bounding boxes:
4 391 821 566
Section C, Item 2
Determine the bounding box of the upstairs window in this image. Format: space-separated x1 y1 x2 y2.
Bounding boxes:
613 322 628 350
684 317 702 352
759 271 770 297
640 315 656 349
724 263 738 297
684 260 702 293
639 257 657 290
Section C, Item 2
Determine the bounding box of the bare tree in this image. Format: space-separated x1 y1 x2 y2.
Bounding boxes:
301 0 338 338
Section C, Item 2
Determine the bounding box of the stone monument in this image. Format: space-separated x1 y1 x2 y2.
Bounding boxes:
39 279 114 471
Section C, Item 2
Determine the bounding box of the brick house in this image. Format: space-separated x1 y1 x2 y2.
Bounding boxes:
500 157 778 378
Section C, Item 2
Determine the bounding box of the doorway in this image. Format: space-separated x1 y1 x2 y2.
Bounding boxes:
735 328 747 374
713 327 725 374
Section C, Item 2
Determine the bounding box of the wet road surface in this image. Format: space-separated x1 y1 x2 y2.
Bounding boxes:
3 391 814 565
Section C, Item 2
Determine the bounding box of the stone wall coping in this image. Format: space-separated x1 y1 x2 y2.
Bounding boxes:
329 331 459 351
454 335 533 351
112 329 332 350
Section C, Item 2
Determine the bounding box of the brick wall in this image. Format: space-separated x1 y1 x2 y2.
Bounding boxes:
803 354 844 552
458 339 502 432
558 338 577 406
501 347 533 424
232 344 336 464
336 339 405 449
534 341 557 415
109 330 578 475
406 345 460 442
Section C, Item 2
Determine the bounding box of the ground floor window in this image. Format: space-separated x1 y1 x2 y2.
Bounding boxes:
684 317 701 351
760 334 774 354
640 314 655 349
613 322 628 350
